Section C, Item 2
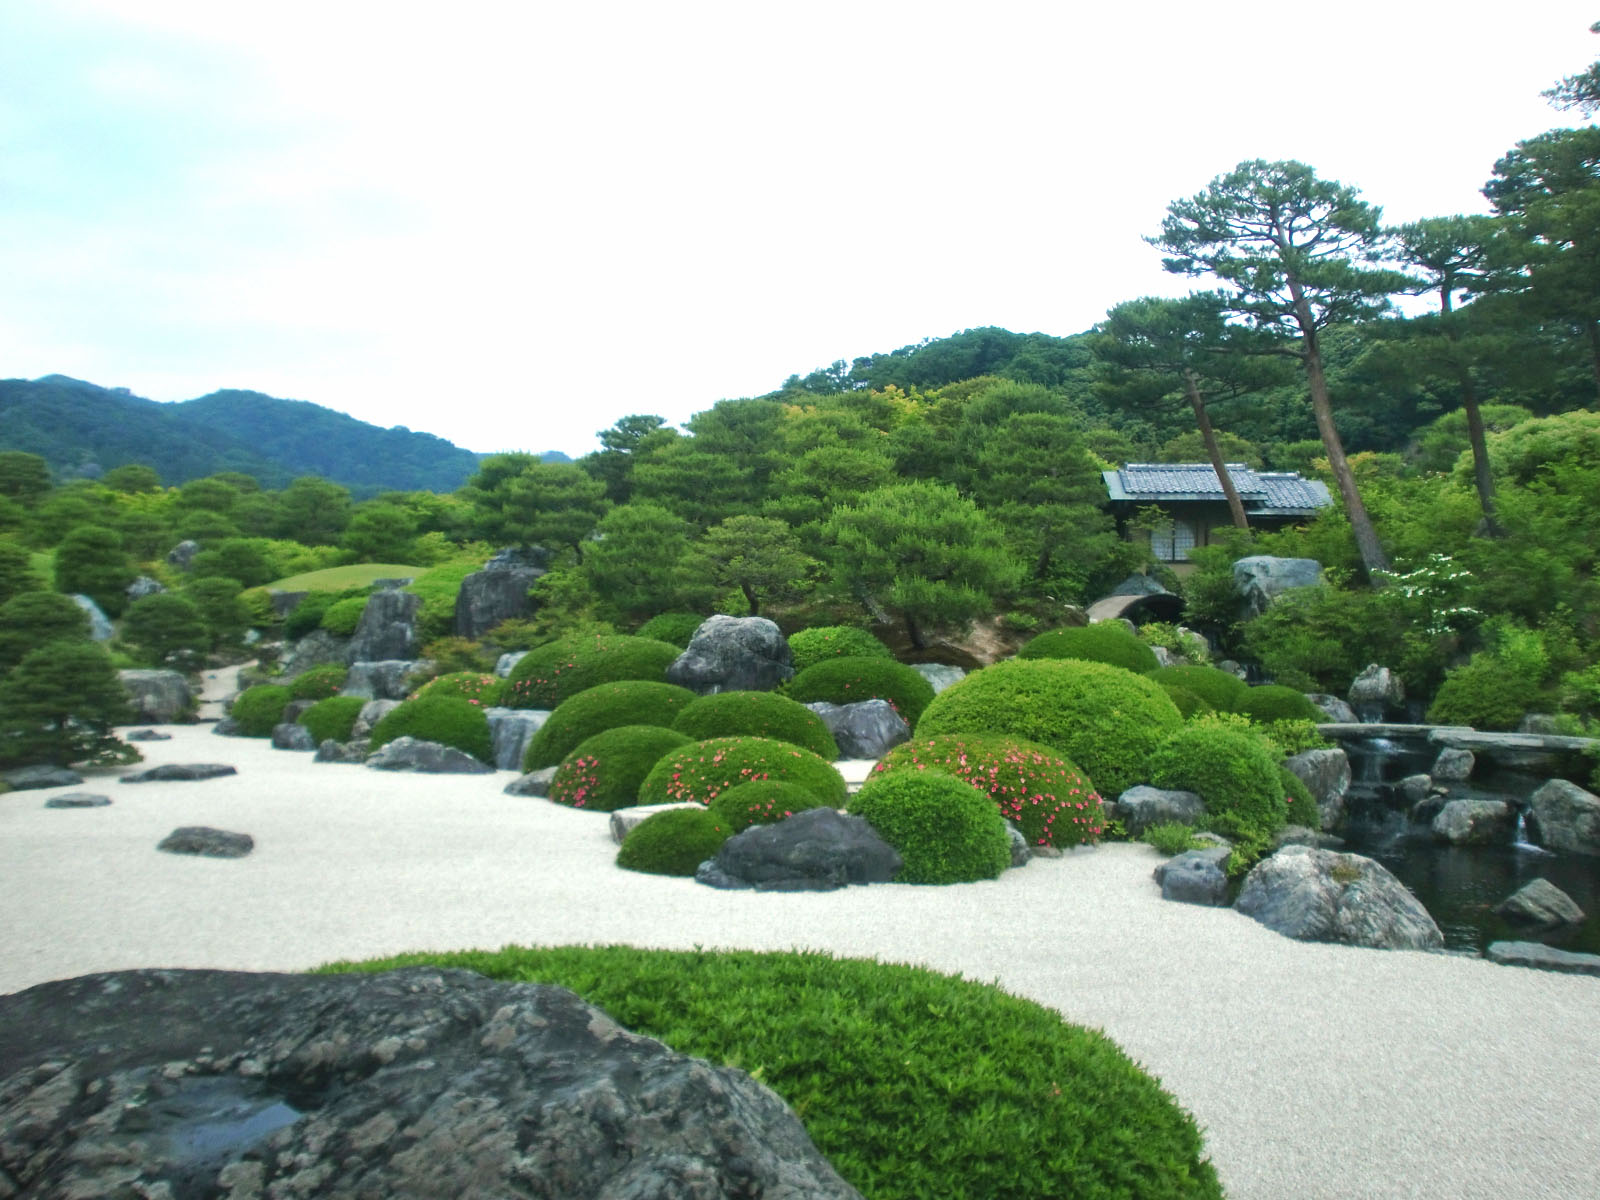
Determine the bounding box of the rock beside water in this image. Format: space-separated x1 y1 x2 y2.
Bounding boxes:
1235 845 1443 951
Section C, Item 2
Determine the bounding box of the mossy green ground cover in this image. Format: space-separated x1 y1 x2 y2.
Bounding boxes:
264 563 425 591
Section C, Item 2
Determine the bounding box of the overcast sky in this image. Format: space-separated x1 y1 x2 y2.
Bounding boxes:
2 3 1594 457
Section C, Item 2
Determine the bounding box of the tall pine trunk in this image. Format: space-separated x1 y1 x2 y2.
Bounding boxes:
1183 368 1250 531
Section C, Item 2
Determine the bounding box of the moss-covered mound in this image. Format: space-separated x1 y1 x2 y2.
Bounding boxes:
288 664 348 701
411 670 505 707
1147 724 1287 842
671 691 838 759
872 733 1105 848
1146 665 1250 713
1426 657 1537 731
787 625 893 673
1279 765 1322 829
229 684 292 737
369 694 493 764
503 634 681 710
1019 623 1160 674
299 694 367 745
848 770 1011 884
1161 684 1215 719
319 595 369 637
549 725 694 812
615 807 730 876
523 681 698 771
785 656 935 727
635 612 706 648
916 659 1183 799
709 780 834 832
318 945 1222 1200
638 736 847 808
1237 684 1323 724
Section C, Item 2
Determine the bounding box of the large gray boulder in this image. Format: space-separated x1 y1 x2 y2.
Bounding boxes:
1235 845 1443 950
1348 664 1405 721
1528 779 1600 856
1306 693 1359 723
118 669 194 725
365 736 494 774
69 593 114 641
0 967 863 1199
1431 799 1512 846
505 766 560 798
343 660 424 700
280 628 350 677
1115 785 1204 835
1493 878 1586 928
1431 747 1476 782
696 808 901 891
120 763 238 783
271 722 318 751
485 706 549 771
1283 747 1351 831
350 699 401 739
314 738 370 764
1153 847 1231 906
454 547 547 638
1232 556 1322 617
165 538 200 570
667 615 794 694
345 589 422 665
125 574 165 601
803 699 910 759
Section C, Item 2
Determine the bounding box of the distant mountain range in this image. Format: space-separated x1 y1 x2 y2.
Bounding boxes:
0 376 568 496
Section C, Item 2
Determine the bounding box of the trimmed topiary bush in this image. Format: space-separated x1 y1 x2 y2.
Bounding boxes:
848 769 1011 884
319 595 369 637
229 684 293 736
709 780 833 832
1237 684 1323 724
916 659 1183 799
616 807 730 876
635 612 706 648
1146 665 1250 713
1161 684 1215 719
411 670 504 708
549 725 694 812
1426 657 1537 731
1019 623 1160 673
299 694 367 744
1279 766 1321 829
503 634 681 710
369 694 493 764
1147 724 1287 842
786 656 936 727
671 691 838 759
638 736 847 808
787 625 893 673
523 680 698 770
289 664 348 701
872 733 1105 849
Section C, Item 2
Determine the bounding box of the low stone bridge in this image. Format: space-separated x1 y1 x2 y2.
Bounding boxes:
1317 724 1598 777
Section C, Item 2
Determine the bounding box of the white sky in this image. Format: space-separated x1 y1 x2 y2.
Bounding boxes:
1 2 1594 457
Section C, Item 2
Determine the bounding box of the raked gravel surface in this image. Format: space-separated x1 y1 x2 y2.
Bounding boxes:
2 680 1597 1198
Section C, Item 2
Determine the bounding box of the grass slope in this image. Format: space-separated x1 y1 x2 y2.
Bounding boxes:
264 563 426 591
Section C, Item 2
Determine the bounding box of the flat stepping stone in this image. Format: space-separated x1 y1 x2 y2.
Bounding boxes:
120 764 239 783
1487 941 1600 976
2 765 84 791
45 793 112 809
158 826 254 858
124 729 173 742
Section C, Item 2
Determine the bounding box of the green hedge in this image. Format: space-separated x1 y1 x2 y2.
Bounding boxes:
787 625 893 673
638 736 847 808
503 634 681 710
848 770 1011 884
916 659 1183 799
616 807 730 876
288 664 348 701
709 780 834 832
785 656 935 727
523 681 698 770
411 670 505 708
635 612 706 648
549 725 693 812
1148 724 1287 842
369 695 493 764
671 691 838 759
229 684 292 737
299 694 367 744
1237 684 1323 724
1146 665 1250 713
1019 623 1159 673
872 733 1105 848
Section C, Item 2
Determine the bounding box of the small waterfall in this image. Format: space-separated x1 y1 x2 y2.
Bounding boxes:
1353 700 1387 724
1511 808 1551 855
1353 737 1398 785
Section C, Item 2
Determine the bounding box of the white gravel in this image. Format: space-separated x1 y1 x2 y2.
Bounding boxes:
2 704 1597 1199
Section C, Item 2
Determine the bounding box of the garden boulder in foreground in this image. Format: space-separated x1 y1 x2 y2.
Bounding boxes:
1235 845 1444 950
0 967 863 1199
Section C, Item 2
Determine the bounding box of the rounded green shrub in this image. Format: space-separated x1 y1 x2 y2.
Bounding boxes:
636 612 705 648
1147 724 1287 841
638 736 847 808
786 656 936 727
0 591 92 674
616 807 730 876
848 770 1011 884
1146 665 1250 713
524 681 698 770
550 725 693 812
229 684 292 737
1426 658 1536 731
289 664 348 701
411 670 504 707
787 625 893 673
916 659 1183 799
320 595 369 637
872 733 1105 849
1279 766 1321 829
1238 684 1323 724
369 694 493 764
299 694 367 744
709 780 833 832
1161 684 1214 719
1019 623 1159 673
283 591 343 640
671 691 838 759
503 634 681 710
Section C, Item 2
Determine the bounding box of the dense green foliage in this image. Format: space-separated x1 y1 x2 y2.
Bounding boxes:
288 664 349 701
1148 724 1288 842
708 780 834 832
847 769 1012 884
368 694 494 763
786 656 936 728
298 694 367 744
786 625 893 672
1280 767 1322 829
53 524 135 616
634 611 705 647
0 591 92 673
410 670 504 707
873 733 1105 848
522 680 698 770
549 725 694 812
917 659 1183 798
120 591 208 668
1158 684 1214 719
0 641 134 767
228 684 293 737
1237 684 1324 724
503 634 681 709
1146 665 1251 713
319 595 369 637
1142 822 1209 856
638 736 847 808
1019 623 1160 673
1426 655 1538 730
615 807 730 876
671 691 838 758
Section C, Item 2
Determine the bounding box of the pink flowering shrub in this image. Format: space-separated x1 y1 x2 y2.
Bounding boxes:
549 725 693 812
873 734 1105 848
409 671 505 707
709 780 833 832
638 736 847 808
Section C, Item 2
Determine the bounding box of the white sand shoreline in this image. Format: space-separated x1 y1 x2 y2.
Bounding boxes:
3 714 1597 1199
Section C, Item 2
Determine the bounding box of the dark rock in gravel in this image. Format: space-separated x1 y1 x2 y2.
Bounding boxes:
696 807 900 891
314 738 370 764
504 766 558 797
124 728 173 742
44 793 111 809
158 826 254 858
1115 785 1204 835
120 763 239 783
365 736 493 774
118 669 194 724
0 967 862 1199
271 722 318 751
211 716 244 736
1154 847 1231 906
1005 823 1031 867
2 765 84 791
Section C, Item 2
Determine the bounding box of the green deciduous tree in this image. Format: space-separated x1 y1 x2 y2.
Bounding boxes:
0 641 134 768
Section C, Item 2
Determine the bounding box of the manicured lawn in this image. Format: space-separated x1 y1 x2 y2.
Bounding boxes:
263 563 425 591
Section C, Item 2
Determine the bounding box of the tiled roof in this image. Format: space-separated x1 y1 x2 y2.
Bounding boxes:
1102 464 1332 514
